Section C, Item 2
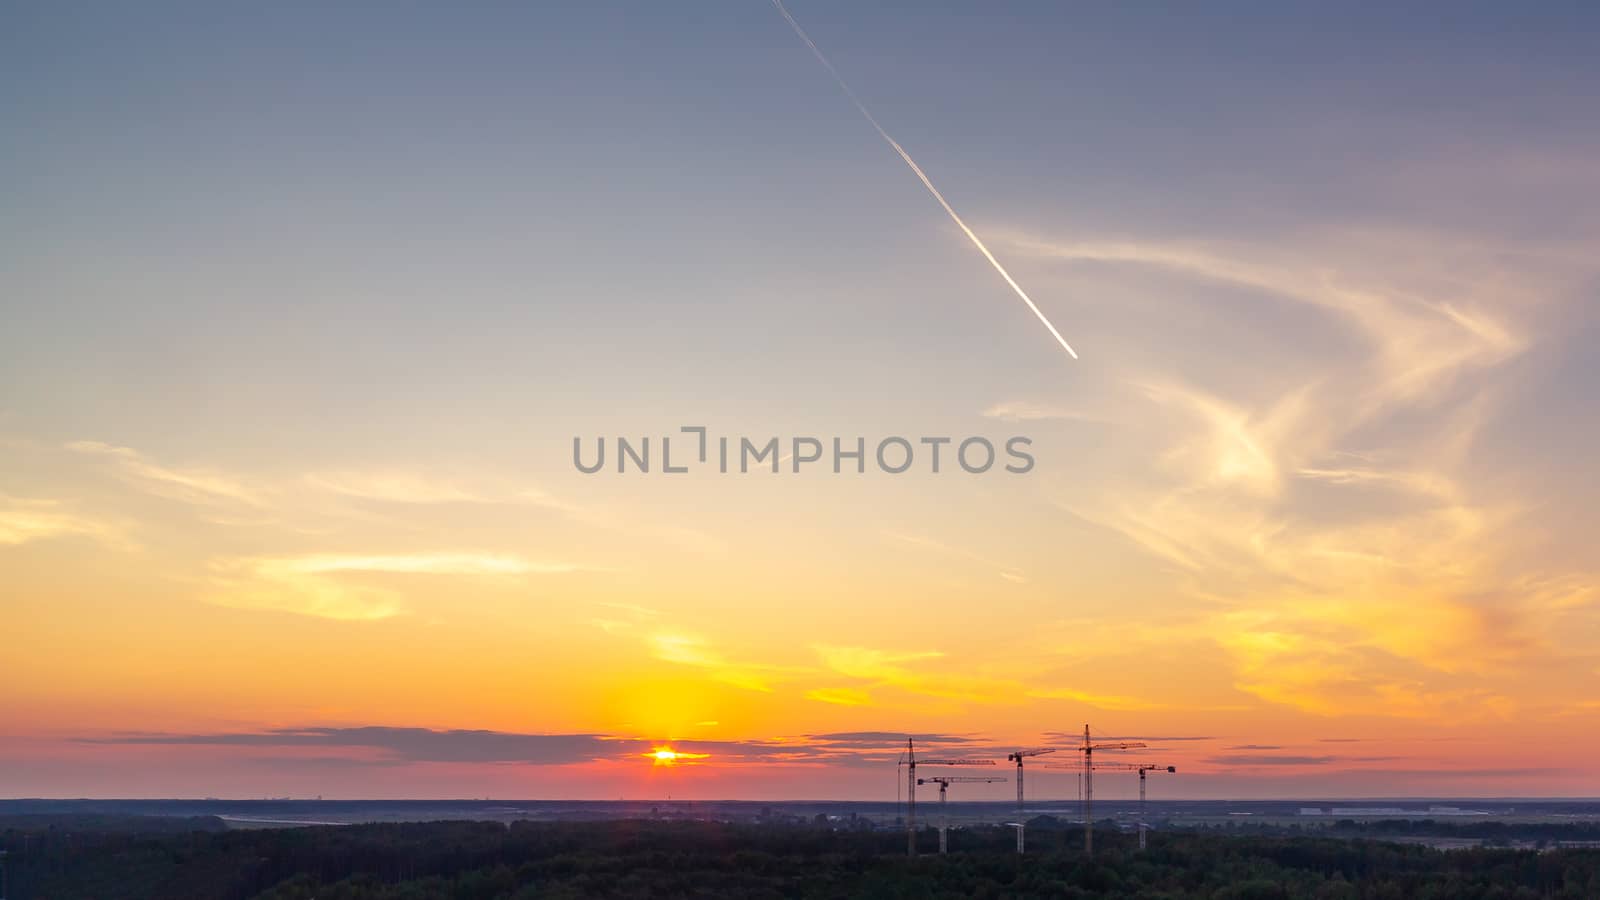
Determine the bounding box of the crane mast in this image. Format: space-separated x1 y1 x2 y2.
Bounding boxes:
917 776 1007 854
1075 724 1146 856
1004 747 1057 818
1092 763 1177 850
899 737 994 857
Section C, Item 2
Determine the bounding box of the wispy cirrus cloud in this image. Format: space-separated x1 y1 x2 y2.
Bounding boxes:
266 553 573 577
304 471 491 505
883 532 1026 585
999 223 1598 722
811 644 1166 713
806 731 978 746
583 601 666 635
805 687 874 707
812 644 991 701
1025 686 1172 712
0 494 128 548
205 552 582 620
647 632 805 693
981 401 1110 425
305 471 589 519
1004 232 1530 403
66 440 267 507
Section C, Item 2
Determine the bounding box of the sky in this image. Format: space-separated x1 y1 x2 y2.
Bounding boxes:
2 1 1598 801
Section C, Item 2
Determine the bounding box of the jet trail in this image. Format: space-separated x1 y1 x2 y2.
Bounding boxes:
771 0 1079 360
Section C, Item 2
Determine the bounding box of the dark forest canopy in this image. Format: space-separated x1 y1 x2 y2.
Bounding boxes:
3 818 1599 899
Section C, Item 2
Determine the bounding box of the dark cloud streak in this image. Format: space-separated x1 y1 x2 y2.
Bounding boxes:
79 728 632 765
78 727 965 768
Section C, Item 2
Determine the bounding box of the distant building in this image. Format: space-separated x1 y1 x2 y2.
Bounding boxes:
1300 805 1487 818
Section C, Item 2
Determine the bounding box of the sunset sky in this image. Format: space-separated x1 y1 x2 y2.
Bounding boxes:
3 1 1598 801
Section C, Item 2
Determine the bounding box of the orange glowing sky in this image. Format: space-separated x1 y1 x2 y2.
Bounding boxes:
3 3 1598 800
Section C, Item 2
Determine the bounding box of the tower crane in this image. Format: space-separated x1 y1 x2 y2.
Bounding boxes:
1072 725 1146 856
898 738 995 857
917 776 1007 854
1004 747 1057 818
1089 763 1176 850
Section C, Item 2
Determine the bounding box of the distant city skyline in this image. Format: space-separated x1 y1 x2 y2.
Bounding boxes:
2 1 1597 800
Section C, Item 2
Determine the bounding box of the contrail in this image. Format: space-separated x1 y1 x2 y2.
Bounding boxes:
771 0 1078 360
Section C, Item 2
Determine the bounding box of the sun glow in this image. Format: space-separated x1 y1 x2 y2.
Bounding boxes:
646 746 708 766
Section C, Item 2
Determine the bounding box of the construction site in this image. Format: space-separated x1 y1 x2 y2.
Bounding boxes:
898 724 1179 857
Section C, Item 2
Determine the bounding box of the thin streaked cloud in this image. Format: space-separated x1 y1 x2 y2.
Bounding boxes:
66 440 268 507
204 552 584 621
0 494 129 548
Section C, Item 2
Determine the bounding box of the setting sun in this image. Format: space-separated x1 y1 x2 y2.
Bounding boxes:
646 747 709 767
